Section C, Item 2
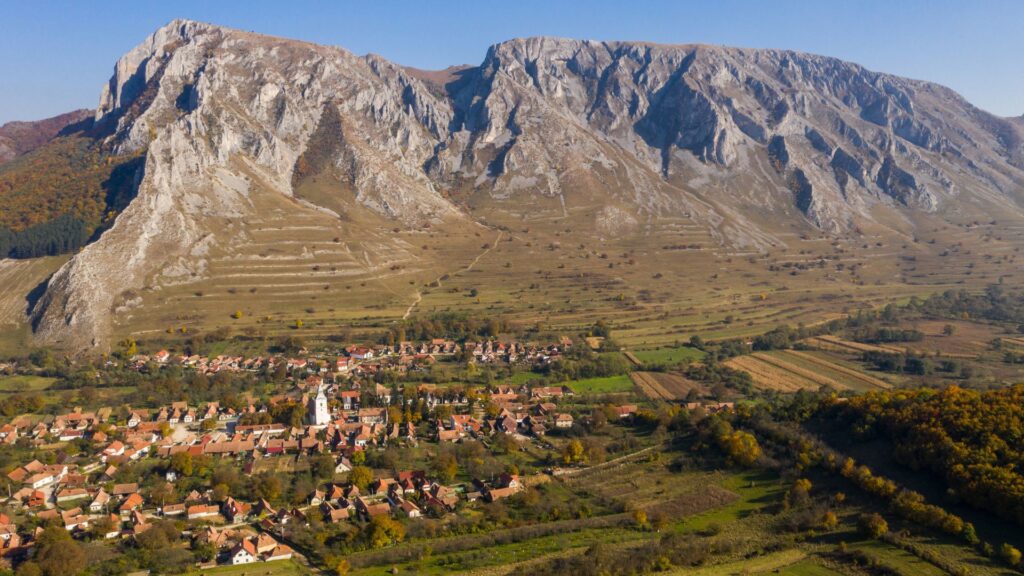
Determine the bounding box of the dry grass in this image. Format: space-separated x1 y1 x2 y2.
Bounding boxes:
726 354 831 392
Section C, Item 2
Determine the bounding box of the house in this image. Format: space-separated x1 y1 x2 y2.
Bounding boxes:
265 544 294 562
554 413 574 429
89 488 111 512
614 404 638 419
339 390 360 410
355 497 391 519
112 483 139 496
347 346 374 360
222 498 251 523
358 408 387 425
334 456 353 474
229 539 258 565
187 504 220 520
56 488 89 503
162 503 185 516
254 533 278 555
119 493 144 516
8 461 68 489
396 498 422 518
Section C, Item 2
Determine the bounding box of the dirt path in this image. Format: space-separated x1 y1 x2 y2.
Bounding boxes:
402 230 503 320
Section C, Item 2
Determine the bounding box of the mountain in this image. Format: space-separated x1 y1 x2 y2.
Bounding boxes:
0 109 93 166
18 20 1024 352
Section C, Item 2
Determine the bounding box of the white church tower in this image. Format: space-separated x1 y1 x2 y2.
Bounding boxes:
308 385 330 427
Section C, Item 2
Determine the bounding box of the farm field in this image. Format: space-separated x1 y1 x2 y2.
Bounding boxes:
0 374 56 393
802 335 905 355
567 374 635 394
768 350 892 391
630 371 704 400
629 345 706 366
726 350 891 392
725 354 834 392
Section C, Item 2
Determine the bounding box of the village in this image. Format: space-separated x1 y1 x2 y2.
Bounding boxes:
0 335 690 574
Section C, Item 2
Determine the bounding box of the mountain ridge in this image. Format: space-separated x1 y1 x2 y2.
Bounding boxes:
18 19 1024 352
0 109 93 166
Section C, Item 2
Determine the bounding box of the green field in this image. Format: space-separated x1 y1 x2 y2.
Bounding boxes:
567 374 635 394
630 346 706 365
777 559 844 575
678 470 784 533
0 375 56 393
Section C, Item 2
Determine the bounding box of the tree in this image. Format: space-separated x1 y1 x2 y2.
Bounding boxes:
632 508 648 529
119 338 138 358
231 310 243 319
431 451 458 483
366 515 405 548
822 510 839 531
170 451 193 476
254 473 283 502
311 453 336 481
1000 543 1022 567
34 526 85 576
720 430 761 467
943 324 957 336
211 483 230 503
857 513 889 539
563 439 586 464
349 466 373 490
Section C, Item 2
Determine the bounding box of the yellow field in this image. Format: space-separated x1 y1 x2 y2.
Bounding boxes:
727 354 840 392
804 335 905 355
726 348 893 392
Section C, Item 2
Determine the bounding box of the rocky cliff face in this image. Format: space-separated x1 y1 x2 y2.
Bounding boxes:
28 20 1024 351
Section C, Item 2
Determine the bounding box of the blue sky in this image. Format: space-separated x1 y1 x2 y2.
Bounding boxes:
1 0 1022 124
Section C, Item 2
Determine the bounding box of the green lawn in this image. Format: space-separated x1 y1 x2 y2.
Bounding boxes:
678 470 783 532
567 374 634 394
0 375 56 393
631 346 706 366
508 371 546 385
777 558 845 575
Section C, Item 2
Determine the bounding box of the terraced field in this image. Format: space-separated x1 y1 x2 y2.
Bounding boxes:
630 371 704 400
804 335 906 355
114 179 491 346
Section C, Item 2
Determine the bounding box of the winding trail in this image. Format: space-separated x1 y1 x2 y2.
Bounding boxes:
402 230 503 320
